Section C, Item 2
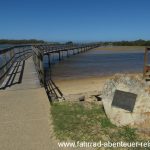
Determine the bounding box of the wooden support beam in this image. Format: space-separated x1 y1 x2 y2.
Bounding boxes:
58 51 61 61
61 51 64 60
48 54 51 68
73 49 75 55
67 50 69 57
48 54 52 79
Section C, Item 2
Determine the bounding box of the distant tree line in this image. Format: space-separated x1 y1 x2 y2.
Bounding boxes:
65 41 74 45
64 39 150 46
0 39 46 45
112 39 150 46
1 39 150 46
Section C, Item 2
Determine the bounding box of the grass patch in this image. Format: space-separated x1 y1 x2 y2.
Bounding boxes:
51 101 150 148
51 102 105 141
118 126 137 141
100 118 116 128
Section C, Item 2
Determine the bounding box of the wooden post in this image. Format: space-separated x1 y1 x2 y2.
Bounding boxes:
48 54 51 68
67 50 69 57
75 49 76 54
52 52 54 63
143 47 148 78
58 51 61 61
62 51 64 60
3 53 7 74
73 49 75 55
48 54 52 79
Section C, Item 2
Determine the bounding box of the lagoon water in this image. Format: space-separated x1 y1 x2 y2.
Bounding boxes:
0 44 12 50
0 45 145 80
48 49 145 80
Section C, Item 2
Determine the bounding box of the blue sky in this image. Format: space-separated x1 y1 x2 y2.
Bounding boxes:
0 0 150 42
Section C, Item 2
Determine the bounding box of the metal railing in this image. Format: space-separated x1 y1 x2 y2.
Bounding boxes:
0 45 32 85
32 45 45 86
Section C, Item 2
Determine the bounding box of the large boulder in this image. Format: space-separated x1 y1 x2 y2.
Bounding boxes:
101 74 150 130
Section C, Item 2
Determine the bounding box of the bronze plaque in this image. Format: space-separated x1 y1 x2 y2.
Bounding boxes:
112 90 137 112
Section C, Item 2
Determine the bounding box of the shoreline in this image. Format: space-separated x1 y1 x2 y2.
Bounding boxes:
54 73 142 95
54 76 109 95
94 46 145 52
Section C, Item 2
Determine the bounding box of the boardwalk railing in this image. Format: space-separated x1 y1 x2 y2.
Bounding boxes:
32 45 45 85
0 43 99 100
0 45 32 85
0 43 99 89
32 43 99 86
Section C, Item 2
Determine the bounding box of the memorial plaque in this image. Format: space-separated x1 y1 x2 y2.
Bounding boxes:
112 90 137 112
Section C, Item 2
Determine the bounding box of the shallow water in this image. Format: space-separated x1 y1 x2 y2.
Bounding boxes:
0 44 12 50
0 46 145 80
44 49 145 80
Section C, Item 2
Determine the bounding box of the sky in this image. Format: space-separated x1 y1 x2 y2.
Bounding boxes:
0 0 150 42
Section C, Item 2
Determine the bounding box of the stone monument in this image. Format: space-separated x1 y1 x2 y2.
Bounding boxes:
101 74 150 132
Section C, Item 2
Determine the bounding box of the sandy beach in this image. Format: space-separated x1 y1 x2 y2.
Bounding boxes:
54 75 112 95
94 46 145 52
54 73 142 97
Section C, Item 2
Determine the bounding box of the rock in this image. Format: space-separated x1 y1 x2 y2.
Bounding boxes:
101 74 150 129
79 96 85 101
64 93 85 101
95 95 102 101
64 91 101 103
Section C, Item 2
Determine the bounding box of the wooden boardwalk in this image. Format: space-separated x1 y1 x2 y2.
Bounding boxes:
0 44 99 150
0 56 52 150
0 56 41 90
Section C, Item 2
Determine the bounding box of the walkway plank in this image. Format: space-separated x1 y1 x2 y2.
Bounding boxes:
0 56 40 90
0 56 52 150
0 88 51 150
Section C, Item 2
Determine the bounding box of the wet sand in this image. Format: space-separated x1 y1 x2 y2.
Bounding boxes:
94 46 145 52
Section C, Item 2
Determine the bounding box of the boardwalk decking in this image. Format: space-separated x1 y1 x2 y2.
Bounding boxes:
0 56 41 90
0 88 51 150
0 56 51 150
